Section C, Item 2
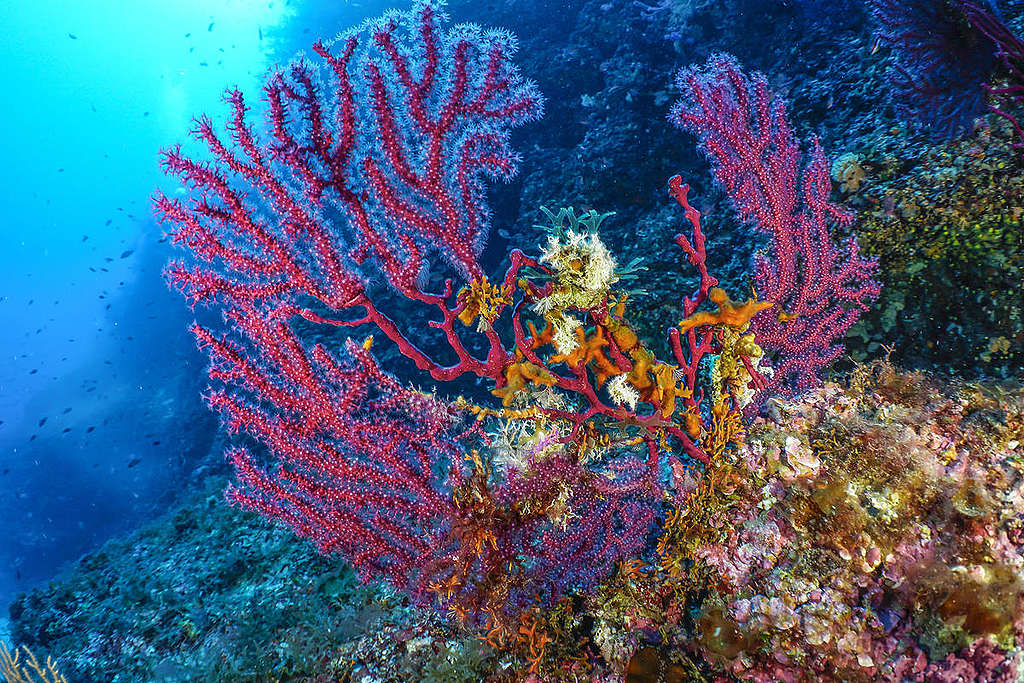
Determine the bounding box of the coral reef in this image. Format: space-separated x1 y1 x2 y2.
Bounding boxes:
155 0 878 643
683 361 1024 680
9 365 1023 681
8 0 1023 681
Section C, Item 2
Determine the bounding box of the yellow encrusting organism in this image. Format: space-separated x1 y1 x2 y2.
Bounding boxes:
458 275 514 330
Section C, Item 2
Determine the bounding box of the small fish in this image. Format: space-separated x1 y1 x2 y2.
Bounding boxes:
29 369 38 375
258 26 263 40
2 469 8 476
105 219 111 226
120 249 134 259
86 426 95 433
62 428 71 433
82 235 88 242
870 36 882 55
38 418 46 427
63 407 72 414
185 32 191 37
208 22 214 31
128 457 142 468
68 33 77 39
199 61 208 66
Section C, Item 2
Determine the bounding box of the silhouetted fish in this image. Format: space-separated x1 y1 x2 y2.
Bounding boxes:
128 457 142 468
120 249 134 259
68 33 77 39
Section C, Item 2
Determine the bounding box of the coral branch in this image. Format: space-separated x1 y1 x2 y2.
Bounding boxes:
670 53 880 403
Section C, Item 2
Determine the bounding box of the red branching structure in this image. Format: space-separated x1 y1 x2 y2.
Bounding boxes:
670 54 881 403
155 1 542 387
154 0 756 627
154 0 548 602
156 2 856 642
205 306 464 589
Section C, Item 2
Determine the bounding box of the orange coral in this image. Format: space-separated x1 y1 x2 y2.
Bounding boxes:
549 325 620 385
678 287 772 333
493 356 558 405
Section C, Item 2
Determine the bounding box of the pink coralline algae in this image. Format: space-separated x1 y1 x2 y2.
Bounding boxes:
688 363 1024 681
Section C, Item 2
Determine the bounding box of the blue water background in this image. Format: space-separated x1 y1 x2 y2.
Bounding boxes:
0 0 394 619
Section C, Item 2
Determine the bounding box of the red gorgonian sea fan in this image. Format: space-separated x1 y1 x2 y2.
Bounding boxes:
670 53 881 404
153 0 880 641
153 0 543 597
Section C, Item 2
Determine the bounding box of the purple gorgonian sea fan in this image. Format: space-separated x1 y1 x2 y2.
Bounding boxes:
869 0 1000 139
